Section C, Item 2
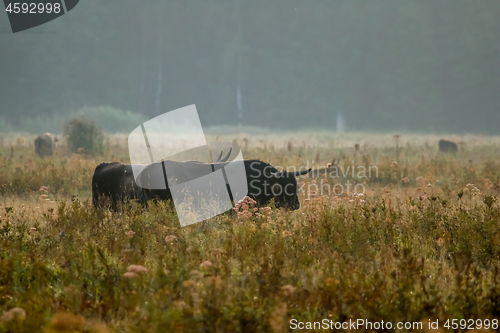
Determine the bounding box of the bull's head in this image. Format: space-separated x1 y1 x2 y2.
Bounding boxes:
263 168 311 210
267 158 339 209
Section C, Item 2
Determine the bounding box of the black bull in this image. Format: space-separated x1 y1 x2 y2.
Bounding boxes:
92 160 312 211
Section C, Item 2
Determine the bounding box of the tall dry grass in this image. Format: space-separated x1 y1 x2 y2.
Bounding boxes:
0 131 498 332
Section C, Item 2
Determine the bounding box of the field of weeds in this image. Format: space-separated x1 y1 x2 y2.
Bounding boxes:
0 131 499 332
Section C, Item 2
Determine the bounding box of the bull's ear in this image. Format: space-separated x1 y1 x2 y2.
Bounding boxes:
290 168 311 177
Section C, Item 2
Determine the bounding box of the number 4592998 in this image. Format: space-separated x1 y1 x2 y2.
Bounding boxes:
444 319 498 330
5 2 61 14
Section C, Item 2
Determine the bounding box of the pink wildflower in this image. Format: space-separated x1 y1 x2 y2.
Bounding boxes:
281 284 296 296
127 264 147 273
200 261 213 269
123 272 138 278
165 235 177 242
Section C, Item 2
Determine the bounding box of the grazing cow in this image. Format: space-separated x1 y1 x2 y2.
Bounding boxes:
35 133 57 157
438 139 458 153
92 159 312 211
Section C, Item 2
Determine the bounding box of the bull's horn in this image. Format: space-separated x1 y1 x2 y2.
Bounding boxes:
219 147 232 162
271 168 311 178
214 150 223 163
291 168 312 177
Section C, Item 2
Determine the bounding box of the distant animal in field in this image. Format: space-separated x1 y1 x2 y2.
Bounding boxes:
438 139 458 153
92 157 313 211
34 133 57 157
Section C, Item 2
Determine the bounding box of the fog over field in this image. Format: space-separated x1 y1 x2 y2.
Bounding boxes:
0 1 499 134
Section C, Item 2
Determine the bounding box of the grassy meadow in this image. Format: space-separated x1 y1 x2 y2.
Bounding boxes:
0 131 499 332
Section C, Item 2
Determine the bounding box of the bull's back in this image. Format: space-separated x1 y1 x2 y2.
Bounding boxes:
92 162 138 209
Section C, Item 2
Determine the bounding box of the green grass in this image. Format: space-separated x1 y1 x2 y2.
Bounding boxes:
0 131 498 332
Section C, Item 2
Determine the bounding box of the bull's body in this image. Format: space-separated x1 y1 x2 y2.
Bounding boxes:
92 160 310 211
34 133 56 157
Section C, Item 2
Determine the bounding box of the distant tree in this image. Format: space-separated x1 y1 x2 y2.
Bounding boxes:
64 117 105 156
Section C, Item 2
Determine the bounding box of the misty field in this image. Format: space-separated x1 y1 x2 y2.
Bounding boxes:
0 131 499 332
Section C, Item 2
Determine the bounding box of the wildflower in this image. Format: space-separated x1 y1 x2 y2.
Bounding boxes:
165 235 177 242
421 195 427 201
1 307 25 322
390 161 398 168
127 264 147 273
247 197 257 205
30 227 40 237
200 261 212 269
182 280 196 288
402 177 410 183
238 210 252 220
45 313 85 331
24 159 35 171
126 230 136 238
269 303 287 333
39 194 48 199
190 270 203 279
436 238 445 247
206 276 222 289
281 284 296 296
39 185 49 192
123 272 138 278
89 322 111 333
325 278 340 287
